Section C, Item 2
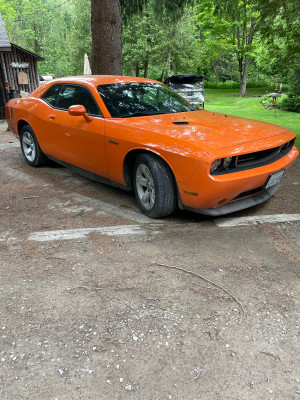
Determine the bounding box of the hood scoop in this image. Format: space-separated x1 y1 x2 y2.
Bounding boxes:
172 121 189 125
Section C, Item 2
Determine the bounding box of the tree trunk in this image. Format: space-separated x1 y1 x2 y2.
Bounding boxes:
144 61 149 78
91 0 122 75
166 48 172 78
238 17 256 97
239 56 249 97
135 65 140 77
129 61 136 76
172 61 177 75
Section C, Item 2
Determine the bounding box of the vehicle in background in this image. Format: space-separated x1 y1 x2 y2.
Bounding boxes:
164 74 204 108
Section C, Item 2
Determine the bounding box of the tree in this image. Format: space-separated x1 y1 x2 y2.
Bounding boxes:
1 0 77 77
91 0 194 75
91 0 122 75
256 0 300 110
122 2 200 80
195 0 259 96
69 0 92 75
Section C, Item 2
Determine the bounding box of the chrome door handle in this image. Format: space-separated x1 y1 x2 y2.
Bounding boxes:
49 114 56 120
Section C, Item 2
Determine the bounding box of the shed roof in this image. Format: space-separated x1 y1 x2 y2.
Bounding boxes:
0 13 11 51
11 43 45 61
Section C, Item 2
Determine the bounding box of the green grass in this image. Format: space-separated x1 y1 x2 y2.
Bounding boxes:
204 88 300 149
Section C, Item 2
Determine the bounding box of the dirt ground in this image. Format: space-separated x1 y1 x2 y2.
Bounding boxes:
0 120 299 400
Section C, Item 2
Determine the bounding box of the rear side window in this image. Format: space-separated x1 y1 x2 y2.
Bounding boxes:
42 84 61 107
42 84 101 116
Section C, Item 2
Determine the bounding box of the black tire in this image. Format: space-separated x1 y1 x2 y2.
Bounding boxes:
20 125 47 167
133 153 176 218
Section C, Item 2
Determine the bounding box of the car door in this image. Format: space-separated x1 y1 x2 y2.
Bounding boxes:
41 83 108 178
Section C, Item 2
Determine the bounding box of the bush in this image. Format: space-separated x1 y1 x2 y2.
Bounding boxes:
205 80 277 89
205 81 239 89
260 92 300 113
260 93 273 108
278 63 300 112
247 81 269 88
279 94 300 113
261 93 288 108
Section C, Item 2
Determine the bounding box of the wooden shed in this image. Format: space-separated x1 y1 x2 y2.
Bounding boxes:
0 13 44 119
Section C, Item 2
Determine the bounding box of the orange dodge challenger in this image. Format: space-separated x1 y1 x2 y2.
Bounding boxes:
5 76 299 218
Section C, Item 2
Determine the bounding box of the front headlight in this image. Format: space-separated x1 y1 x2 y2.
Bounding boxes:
222 156 232 169
210 159 222 173
210 157 233 174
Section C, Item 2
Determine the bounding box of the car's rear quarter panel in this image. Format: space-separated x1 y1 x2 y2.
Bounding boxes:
5 97 42 138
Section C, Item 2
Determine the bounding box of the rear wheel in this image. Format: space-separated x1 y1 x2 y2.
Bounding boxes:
133 154 176 218
20 125 47 167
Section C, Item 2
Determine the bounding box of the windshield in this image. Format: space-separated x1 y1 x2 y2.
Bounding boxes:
97 82 200 118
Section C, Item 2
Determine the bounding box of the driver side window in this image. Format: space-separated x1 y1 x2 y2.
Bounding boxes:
42 84 62 107
42 84 102 116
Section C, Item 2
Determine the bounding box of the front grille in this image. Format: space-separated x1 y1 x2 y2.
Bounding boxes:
213 138 295 175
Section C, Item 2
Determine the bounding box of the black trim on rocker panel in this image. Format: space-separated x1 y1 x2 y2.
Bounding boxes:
46 155 129 191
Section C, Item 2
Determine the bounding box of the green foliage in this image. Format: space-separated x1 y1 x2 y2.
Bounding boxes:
121 0 195 22
279 94 300 113
122 2 200 79
68 0 91 76
194 0 260 95
261 93 288 109
205 81 240 89
0 0 299 109
205 80 269 89
0 0 90 77
256 0 300 112
274 63 300 112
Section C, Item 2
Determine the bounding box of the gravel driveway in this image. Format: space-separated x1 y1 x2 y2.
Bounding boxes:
1 120 299 399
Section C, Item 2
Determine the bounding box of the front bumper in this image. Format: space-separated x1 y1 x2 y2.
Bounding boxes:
183 183 281 216
177 145 298 216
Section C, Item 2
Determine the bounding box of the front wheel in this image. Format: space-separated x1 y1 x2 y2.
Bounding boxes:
20 125 47 167
133 154 176 218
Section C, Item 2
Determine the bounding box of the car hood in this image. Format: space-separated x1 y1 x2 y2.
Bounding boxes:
123 110 290 152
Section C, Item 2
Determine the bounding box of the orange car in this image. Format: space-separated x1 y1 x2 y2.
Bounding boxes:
5 76 299 218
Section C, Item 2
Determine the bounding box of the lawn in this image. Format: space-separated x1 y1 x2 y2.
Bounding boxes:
204 88 300 149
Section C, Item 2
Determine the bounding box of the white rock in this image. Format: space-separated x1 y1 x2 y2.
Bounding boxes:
125 385 132 391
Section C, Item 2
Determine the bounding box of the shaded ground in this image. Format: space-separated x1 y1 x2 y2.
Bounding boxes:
0 120 299 399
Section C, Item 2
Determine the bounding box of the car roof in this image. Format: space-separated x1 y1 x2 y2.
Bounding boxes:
31 75 163 99
48 75 161 85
